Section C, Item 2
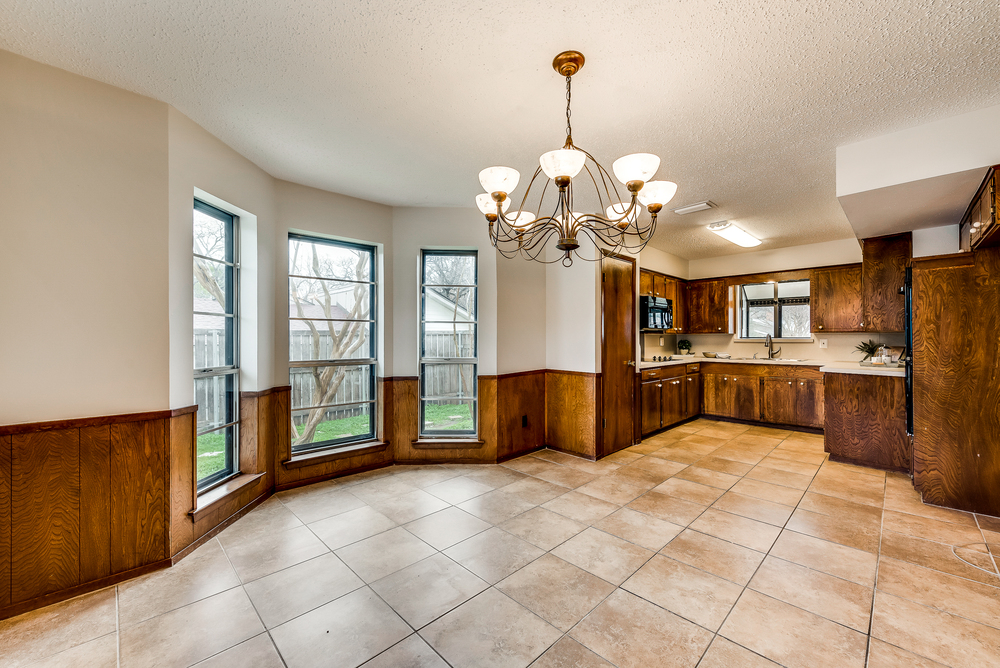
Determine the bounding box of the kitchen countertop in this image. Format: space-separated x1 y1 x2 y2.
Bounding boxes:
639 357 905 377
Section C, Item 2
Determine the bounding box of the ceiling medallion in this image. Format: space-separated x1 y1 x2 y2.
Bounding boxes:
477 51 677 266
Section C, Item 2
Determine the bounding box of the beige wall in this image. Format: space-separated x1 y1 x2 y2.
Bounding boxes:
497 252 546 374
275 180 394 380
688 238 862 279
545 244 600 373
0 50 170 423
167 107 278 407
638 245 689 279
391 207 499 376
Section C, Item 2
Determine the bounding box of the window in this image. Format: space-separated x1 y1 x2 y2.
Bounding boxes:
193 200 239 491
288 235 376 453
420 251 478 437
738 279 810 338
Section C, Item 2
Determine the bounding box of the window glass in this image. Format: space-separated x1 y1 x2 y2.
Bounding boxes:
420 251 478 436
193 200 239 490
289 235 377 452
738 280 811 339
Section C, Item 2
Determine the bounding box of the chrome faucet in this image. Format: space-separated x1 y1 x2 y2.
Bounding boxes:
764 334 781 359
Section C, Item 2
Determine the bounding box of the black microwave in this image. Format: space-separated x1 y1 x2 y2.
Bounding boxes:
640 296 673 330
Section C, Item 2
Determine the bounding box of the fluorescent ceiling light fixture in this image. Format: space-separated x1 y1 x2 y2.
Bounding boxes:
672 201 714 215
708 221 761 247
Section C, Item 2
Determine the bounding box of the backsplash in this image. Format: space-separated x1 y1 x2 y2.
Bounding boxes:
642 331 905 362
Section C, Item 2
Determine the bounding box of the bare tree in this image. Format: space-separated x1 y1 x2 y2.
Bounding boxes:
423 255 476 416
289 241 371 445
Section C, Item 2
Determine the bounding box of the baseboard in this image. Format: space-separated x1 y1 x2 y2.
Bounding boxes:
0 559 172 621
394 458 495 465
172 489 273 563
545 443 597 461
274 460 393 492
497 446 545 463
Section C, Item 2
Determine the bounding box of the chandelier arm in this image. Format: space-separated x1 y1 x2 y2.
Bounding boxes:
575 146 626 208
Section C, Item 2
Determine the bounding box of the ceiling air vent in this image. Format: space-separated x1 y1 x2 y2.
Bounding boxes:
671 201 714 215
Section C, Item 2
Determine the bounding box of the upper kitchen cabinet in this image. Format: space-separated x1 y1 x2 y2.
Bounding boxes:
639 269 686 332
810 264 864 332
639 269 653 296
861 232 911 332
686 279 731 333
960 166 998 251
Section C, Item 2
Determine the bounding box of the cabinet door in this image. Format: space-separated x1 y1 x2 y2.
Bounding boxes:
732 375 761 421
653 274 667 298
640 381 662 435
811 265 864 332
673 280 686 333
702 374 732 417
684 374 701 418
662 378 684 427
795 379 824 428
639 270 654 296
661 278 676 329
863 233 911 333
687 280 729 334
761 377 797 426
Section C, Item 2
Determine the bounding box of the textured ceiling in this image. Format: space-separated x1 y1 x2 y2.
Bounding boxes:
2 0 1000 259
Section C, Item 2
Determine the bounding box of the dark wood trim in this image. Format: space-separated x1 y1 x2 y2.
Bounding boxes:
497 445 545 463
497 369 546 380
637 267 686 282
395 458 492 465
281 441 389 469
389 376 420 382
411 439 486 450
547 443 598 462
189 472 266 522
169 405 198 417
0 409 177 436
173 491 272 563
829 453 908 474
239 385 292 399
0 558 171 621
693 261 861 285
274 461 392 492
911 252 975 270
691 415 823 435
546 369 600 378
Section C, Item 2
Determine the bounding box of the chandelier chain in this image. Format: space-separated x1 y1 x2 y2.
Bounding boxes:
565 76 573 144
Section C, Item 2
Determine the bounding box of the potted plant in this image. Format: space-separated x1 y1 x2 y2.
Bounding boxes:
855 339 880 362
677 339 692 355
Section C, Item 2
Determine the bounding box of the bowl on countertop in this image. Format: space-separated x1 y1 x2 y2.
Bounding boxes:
702 352 717 358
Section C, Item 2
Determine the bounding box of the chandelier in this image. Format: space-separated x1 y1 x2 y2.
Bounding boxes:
476 51 677 266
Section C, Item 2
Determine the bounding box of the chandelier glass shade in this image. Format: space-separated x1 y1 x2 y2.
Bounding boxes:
477 51 677 265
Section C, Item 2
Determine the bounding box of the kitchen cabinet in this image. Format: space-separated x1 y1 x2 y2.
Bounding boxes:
960 167 998 251
640 366 698 436
761 377 824 428
703 373 758 420
639 270 685 333
683 372 701 419
640 380 662 435
862 233 911 333
810 264 863 332
639 270 653 296
687 279 730 334
825 372 908 472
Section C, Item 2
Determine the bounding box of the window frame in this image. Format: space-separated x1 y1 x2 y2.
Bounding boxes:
193 199 240 493
738 280 811 340
419 250 479 438
288 233 378 454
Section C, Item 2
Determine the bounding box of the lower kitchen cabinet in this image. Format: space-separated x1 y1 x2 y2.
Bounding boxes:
824 372 908 472
640 371 700 436
761 377 824 428
704 374 759 421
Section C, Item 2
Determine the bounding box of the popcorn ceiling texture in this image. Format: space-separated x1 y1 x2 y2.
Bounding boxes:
2 0 999 259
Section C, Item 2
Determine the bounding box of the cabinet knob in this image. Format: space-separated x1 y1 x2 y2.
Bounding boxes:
717 327 722 331
800 382 804 386
788 381 792 385
818 325 823 330
657 383 662 388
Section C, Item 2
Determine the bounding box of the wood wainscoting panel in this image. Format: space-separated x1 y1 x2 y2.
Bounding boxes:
478 376 499 462
11 428 81 603
239 393 259 474
545 371 598 459
110 420 168 573
79 425 112 584
168 410 197 557
391 378 419 461
0 435 10 608
913 248 1000 515
824 373 909 472
497 371 545 460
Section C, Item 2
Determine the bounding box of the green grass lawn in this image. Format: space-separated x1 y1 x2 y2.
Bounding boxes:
198 404 474 480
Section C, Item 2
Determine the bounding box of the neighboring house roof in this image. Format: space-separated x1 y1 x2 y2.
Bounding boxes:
194 297 353 331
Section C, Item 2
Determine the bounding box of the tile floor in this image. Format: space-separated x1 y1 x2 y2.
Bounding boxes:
3 419 1000 667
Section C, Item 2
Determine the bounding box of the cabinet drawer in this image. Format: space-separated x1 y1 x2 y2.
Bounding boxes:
686 364 700 374
641 369 663 381
642 367 685 381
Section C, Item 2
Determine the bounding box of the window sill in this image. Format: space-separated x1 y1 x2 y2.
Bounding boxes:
282 440 389 469
733 338 815 343
190 472 265 522
411 438 486 450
